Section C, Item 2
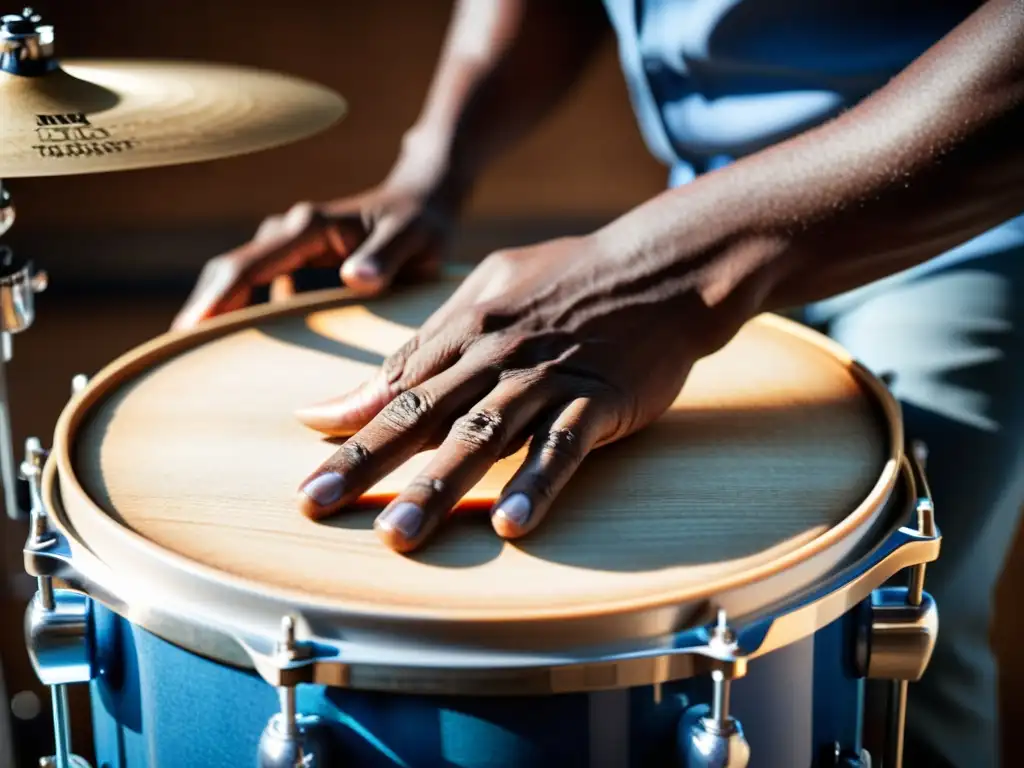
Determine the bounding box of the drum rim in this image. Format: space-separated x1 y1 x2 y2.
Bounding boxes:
51 281 905 626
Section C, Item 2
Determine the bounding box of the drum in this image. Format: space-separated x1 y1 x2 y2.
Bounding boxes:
24 278 941 768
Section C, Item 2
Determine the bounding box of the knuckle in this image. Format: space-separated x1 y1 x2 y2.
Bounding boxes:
381 337 419 382
450 409 507 454
336 439 371 469
284 201 324 234
482 248 512 267
380 388 434 432
204 253 239 275
539 427 585 466
499 364 550 389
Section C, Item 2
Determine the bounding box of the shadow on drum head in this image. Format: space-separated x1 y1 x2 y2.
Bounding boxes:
495 398 883 573
311 395 887 576
259 319 386 367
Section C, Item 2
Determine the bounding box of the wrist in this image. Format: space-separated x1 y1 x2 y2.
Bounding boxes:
596 178 798 321
383 124 477 214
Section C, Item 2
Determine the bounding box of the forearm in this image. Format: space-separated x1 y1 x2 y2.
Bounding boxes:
386 0 606 202
602 0 1024 316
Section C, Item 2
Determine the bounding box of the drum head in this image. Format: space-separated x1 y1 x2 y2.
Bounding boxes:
53 278 899 651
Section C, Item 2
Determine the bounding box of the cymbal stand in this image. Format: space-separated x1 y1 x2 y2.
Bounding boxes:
0 178 48 522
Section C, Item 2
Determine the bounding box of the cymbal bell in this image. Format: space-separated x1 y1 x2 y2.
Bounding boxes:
0 59 347 178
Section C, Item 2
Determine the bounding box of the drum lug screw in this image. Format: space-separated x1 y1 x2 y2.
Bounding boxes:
71 374 89 396
257 616 329 768
678 611 750 768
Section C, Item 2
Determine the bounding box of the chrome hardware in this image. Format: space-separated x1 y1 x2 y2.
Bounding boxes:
257 617 328 768
0 182 13 238
24 590 94 687
21 436 49 536
831 744 872 768
678 612 750 768
38 756 92 768
0 245 48 335
71 374 89 396
21 438 94 768
678 704 750 768
0 338 19 518
1 8 57 76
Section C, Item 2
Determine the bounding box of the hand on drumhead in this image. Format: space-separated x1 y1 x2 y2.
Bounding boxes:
293 231 768 552
170 184 457 331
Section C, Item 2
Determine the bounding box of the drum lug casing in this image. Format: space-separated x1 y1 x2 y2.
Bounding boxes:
860 588 938 682
24 588 95 687
679 708 750 768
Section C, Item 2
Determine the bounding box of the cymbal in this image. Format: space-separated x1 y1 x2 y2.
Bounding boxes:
0 59 347 178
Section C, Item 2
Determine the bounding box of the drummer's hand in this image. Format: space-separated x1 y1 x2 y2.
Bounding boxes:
294 229 779 552
170 182 458 330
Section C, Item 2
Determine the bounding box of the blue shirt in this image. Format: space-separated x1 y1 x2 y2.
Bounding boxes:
602 0 1023 275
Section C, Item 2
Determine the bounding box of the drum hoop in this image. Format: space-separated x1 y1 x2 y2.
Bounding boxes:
51 282 905 627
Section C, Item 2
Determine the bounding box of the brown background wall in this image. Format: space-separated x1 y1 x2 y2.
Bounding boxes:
6 0 666 284
1 1 1021 765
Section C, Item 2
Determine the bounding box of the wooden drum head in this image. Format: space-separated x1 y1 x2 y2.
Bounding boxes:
52 278 901 652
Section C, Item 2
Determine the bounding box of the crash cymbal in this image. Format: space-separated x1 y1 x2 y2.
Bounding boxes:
0 10 346 178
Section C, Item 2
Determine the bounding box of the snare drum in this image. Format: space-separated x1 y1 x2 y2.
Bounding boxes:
24 279 940 768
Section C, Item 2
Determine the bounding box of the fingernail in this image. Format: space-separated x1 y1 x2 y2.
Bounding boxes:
345 261 381 285
353 261 379 280
494 493 532 527
376 501 424 540
299 471 346 508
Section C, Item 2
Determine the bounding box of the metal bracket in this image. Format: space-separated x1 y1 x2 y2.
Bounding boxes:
678 611 751 767
256 617 329 768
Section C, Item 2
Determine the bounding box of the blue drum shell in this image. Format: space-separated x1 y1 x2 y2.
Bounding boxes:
90 603 862 768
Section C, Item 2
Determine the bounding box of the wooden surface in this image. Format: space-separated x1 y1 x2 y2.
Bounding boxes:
64 280 889 617
1 60 345 177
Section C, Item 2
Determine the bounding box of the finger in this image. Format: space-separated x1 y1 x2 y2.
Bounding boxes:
373 374 557 553
294 331 465 436
269 274 296 303
171 257 255 331
296 359 493 519
339 211 436 295
171 204 362 330
490 397 614 539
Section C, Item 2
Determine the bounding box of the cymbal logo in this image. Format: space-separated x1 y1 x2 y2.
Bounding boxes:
35 113 90 127
31 113 136 159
